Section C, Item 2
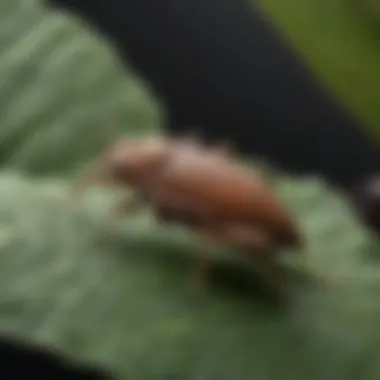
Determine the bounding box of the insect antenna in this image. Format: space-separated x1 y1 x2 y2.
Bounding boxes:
246 157 279 184
65 113 124 207
178 127 203 146
212 140 236 158
65 122 121 207
64 161 111 206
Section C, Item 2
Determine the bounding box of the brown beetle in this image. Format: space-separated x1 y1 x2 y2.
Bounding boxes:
68 136 302 298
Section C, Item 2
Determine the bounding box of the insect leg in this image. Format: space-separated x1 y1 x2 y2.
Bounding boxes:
211 224 270 250
96 195 146 247
200 223 288 301
141 186 216 297
152 207 216 298
187 224 256 298
111 195 146 218
65 161 113 206
188 248 215 300
226 225 289 300
250 250 290 302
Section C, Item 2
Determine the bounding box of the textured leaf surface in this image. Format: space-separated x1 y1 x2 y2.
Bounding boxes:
0 172 379 380
0 1 380 380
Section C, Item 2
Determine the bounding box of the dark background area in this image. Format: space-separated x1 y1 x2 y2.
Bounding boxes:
47 0 380 190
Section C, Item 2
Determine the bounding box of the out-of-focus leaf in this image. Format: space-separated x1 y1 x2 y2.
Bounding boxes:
257 0 380 141
0 0 161 175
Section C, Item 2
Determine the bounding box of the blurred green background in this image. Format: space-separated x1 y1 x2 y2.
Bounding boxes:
1 0 380 379
259 0 380 140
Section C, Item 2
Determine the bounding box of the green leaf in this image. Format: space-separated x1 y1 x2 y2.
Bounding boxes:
0 171 379 380
257 0 380 141
0 0 161 175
